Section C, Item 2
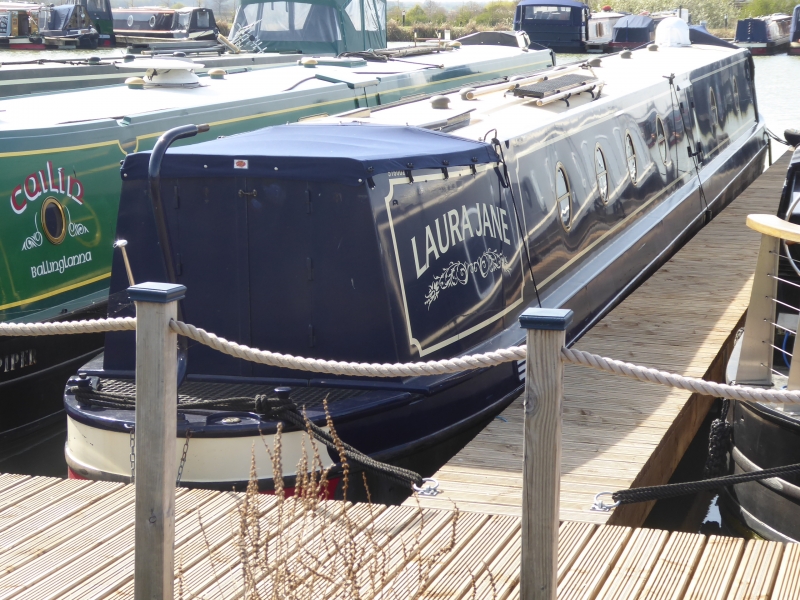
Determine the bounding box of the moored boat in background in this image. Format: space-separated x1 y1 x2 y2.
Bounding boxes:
63 19 768 499
512 0 589 53
584 8 626 53
0 1 44 49
112 6 217 46
789 5 800 55
735 14 791 55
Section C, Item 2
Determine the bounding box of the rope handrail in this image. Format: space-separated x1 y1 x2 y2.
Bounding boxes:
169 319 527 377
0 317 136 336
7 315 800 405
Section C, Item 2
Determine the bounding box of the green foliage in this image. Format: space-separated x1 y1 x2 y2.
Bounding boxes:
404 3 427 23
474 0 516 27
451 1 482 26
738 0 796 17
597 0 737 29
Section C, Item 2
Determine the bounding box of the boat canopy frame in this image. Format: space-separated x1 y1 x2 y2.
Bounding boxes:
232 0 386 54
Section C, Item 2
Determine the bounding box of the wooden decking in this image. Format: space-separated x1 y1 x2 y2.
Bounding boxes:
0 473 797 598
407 153 791 526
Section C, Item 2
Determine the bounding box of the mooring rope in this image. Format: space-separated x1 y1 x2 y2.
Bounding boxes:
8 315 800 405
560 347 800 405
169 319 527 377
0 317 136 336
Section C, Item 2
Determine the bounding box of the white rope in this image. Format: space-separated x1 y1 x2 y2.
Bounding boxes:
170 319 527 377
561 347 800 405
0 317 136 336
5 315 800 405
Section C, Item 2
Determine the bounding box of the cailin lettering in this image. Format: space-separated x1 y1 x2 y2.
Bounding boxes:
10 161 84 215
411 202 511 278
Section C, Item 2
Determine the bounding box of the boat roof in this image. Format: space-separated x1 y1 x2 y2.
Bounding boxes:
590 11 627 18
112 6 207 13
613 14 653 28
306 44 746 156
517 0 588 8
121 124 499 185
0 44 530 132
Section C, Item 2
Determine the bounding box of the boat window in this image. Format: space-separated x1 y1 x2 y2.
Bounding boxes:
625 133 637 183
596 22 604 37
709 88 719 133
556 164 572 229
524 5 573 23
196 9 210 28
733 77 740 115
262 2 290 32
345 0 361 30
149 15 156 27
656 117 668 164
41 198 66 245
178 12 190 28
595 145 609 204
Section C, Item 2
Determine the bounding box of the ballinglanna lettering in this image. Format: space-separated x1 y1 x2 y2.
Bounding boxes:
30 251 92 278
411 203 511 279
10 161 84 215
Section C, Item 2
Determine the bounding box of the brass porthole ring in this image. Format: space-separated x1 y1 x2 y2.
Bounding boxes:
41 197 67 245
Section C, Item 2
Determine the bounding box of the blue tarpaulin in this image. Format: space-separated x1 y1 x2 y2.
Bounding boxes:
612 14 653 43
735 18 768 43
120 123 501 186
791 5 800 42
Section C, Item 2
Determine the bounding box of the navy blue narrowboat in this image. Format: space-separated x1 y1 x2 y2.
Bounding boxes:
608 14 654 50
64 19 768 500
513 0 589 53
789 5 800 55
734 14 791 55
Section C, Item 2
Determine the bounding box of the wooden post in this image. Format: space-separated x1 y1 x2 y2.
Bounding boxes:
519 307 573 600
130 282 186 600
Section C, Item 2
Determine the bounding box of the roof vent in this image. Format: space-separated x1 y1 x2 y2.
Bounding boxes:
118 57 204 89
430 95 450 109
655 16 691 47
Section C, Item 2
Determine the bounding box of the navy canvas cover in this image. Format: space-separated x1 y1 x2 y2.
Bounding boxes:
611 14 653 42
735 19 768 43
48 5 75 31
791 5 800 41
120 124 500 186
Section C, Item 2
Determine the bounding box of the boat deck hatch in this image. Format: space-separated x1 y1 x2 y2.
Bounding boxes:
513 74 599 99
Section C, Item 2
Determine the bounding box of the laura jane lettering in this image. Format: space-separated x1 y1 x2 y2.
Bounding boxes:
411 203 511 278
30 252 92 278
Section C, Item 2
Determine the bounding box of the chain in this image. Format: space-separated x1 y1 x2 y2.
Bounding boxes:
128 426 135 483
176 429 192 486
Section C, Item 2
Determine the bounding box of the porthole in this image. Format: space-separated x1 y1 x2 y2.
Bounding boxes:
709 88 719 133
149 15 156 27
126 14 133 26
733 77 741 115
625 133 637 183
556 163 572 230
41 197 66 245
594 145 609 204
656 117 668 165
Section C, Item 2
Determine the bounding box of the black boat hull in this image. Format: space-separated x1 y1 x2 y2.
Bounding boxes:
722 400 800 542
